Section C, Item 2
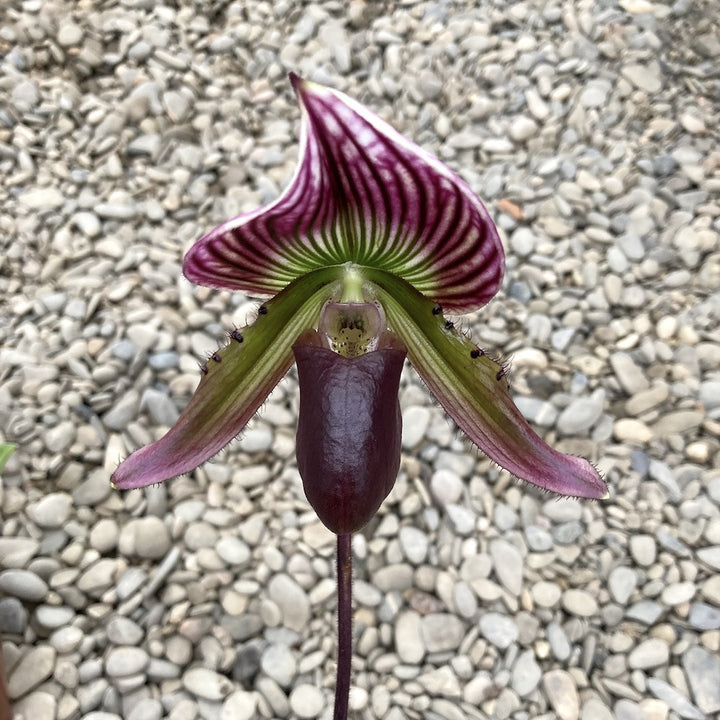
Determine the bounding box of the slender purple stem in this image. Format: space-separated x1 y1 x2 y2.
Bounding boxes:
334 532 352 720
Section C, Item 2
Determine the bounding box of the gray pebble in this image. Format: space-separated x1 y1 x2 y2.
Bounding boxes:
688 602 720 630
579 80 611 107
103 390 140 431
556 389 605 435
646 678 704 720
77 558 119 597
289 683 325 718
44 421 76 453
682 646 720 714
216 537 251 567
127 699 163 720
183 521 218 551
648 459 682 502
515 397 558 427
581 698 614 720
629 535 656 566
107 616 144 645
89 518 119 553
72 469 112 506
18 186 63 209
509 115 538 143
49 625 84 653
490 539 523 596
512 649 541 696
662 581 696 605
656 528 691 557
41 292 67 312
8 645 56 698
0 569 48 602
697 546 720 570
105 647 149 677
148 352 179 371
553 521 584 545
182 667 233 701
625 600 663 625
401 406 430 449
14 690 57 720
479 612 518 649
542 669 579 720
612 700 644 720
120 517 171 560
421 613 466 653
628 638 669 669
0 597 27 635
445 503 476 535
622 62 662 93
610 353 649 395
260 643 296 688
543 498 583 523
353 579 381 607
562 589 597 617
395 610 424 663
0 538 39 568
238 426 274 453
532 581 561 608
547 622 571 662
371 564 413 593
256 676 290 717
268 574 310 633
34 604 75 631
699 380 720 409
140 388 180 426
72 211 101 237
510 228 536 257
452 581 477 619
551 327 576 352
220 691 258 720
430 468 464 505
608 567 637 604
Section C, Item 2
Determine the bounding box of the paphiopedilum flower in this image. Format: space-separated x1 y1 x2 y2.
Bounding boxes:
111 74 607 523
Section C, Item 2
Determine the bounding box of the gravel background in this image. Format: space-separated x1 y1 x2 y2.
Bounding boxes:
1 1 720 719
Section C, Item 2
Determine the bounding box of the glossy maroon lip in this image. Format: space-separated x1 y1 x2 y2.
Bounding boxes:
293 330 406 534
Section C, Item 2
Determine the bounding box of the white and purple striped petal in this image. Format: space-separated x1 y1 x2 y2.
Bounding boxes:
184 75 504 312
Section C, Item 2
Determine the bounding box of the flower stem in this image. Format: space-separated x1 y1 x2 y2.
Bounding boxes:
334 532 352 720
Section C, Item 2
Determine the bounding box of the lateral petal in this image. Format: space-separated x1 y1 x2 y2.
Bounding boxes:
367 269 608 499
111 268 341 489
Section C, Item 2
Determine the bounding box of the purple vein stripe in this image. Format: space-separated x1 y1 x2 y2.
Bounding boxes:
184 75 504 312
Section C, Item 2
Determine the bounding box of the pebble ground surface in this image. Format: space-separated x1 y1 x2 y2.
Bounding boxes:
1 1 720 719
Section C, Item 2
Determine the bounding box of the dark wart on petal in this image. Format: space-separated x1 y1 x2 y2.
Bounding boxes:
293 330 407 534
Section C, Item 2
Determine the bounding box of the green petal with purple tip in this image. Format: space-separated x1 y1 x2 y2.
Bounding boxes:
184 74 504 312
111 268 340 490
366 268 608 499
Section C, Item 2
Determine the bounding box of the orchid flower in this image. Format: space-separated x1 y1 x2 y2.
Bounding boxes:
112 74 606 717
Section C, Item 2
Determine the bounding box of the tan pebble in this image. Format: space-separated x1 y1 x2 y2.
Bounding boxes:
614 418 653 443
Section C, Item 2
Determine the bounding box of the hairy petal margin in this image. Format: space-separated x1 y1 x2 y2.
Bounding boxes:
366 269 608 499
112 268 341 489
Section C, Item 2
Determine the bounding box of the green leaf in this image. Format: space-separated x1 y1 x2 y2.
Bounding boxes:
0 444 17 473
